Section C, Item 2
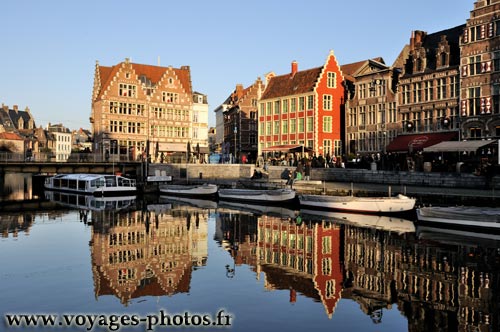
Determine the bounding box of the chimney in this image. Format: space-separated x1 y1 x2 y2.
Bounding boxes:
236 84 244 99
291 61 298 75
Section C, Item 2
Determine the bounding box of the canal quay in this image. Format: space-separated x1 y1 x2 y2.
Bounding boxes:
1 167 499 332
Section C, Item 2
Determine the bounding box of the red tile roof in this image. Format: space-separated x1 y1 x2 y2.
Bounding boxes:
261 67 322 100
96 61 192 100
0 132 23 140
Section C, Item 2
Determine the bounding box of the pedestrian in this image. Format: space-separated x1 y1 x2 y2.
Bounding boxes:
304 160 311 181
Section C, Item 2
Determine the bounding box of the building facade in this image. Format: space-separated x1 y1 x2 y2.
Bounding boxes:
91 58 207 162
258 51 345 158
344 58 400 157
387 26 464 154
460 0 500 141
222 79 263 163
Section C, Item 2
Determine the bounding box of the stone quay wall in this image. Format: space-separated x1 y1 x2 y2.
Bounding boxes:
148 163 500 190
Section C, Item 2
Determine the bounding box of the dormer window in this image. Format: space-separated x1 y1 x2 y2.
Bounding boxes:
125 72 130 79
440 52 447 67
416 58 423 72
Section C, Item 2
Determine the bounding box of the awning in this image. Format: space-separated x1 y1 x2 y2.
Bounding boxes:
386 132 458 153
262 144 313 153
424 140 497 152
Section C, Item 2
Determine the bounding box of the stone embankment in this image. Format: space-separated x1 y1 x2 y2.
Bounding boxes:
148 163 500 201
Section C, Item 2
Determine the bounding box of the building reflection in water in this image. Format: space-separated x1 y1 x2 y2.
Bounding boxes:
215 205 343 318
89 201 209 306
215 204 500 330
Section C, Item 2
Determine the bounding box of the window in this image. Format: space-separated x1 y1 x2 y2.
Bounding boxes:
266 122 271 135
437 78 447 99
307 117 313 131
322 236 331 254
468 87 481 116
299 97 305 111
259 103 265 116
266 102 272 115
402 85 410 105
282 121 288 134
469 55 482 75
282 99 288 113
424 81 433 101
290 119 296 133
323 116 332 132
307 95 314 109
470 127 482 139
440 52 447 67
163 92 179 103
298 118 304 132
290 98 297 112
327 72 336 88
450 76 459 98
323 95 332 110
323 139 332 155
274 100 280 114
119 84 136 97
413 82 422 103
274 121 280 135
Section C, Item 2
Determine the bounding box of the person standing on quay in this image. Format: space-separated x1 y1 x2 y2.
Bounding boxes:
304 160 311 181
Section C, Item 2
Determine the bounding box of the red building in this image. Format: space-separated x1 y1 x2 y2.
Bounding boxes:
258 51 345 158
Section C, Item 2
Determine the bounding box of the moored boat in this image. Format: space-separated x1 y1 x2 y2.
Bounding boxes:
44 173 137 196
159 183 218 198
218 188 297 205
299 193 416 214
416 206 500 232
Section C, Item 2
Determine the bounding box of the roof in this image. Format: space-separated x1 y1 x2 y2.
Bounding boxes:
261 67 323 100
96 61 192 100
424 140 497 153
0 132 24 140
340 58 384 82
386 132 458 153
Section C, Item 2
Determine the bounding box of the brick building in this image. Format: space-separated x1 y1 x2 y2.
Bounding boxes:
91 58 208 162
222 79 263 163
344 58 400 156
386 26 464 154
460 0 500 141
258 51 345 159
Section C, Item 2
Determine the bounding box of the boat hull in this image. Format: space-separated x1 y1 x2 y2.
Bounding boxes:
299 194 416 213
159 184 218 198
218 188 297 205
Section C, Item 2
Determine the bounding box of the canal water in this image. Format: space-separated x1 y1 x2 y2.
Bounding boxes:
1 173 499 332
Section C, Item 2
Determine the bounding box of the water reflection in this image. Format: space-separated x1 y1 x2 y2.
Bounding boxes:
89 199 209 306
0 172 34 201
3 193 499 331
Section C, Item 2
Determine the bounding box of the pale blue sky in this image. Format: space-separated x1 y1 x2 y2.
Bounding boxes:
1 0 475 130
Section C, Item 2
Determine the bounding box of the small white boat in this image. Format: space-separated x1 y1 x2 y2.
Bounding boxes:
299 193 416 213
417 206 500 231
218 188 296 205
300 209 415 234
159 183 218 198
44 173 137 196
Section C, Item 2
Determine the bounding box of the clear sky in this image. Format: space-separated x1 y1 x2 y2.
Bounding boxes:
1 0 475 130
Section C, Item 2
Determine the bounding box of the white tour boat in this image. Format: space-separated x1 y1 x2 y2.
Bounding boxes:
44 173 137 196
299 193 416 214
218 188 297 205
159 183 218 198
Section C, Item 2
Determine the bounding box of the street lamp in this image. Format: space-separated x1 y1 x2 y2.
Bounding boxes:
234 125 237 164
